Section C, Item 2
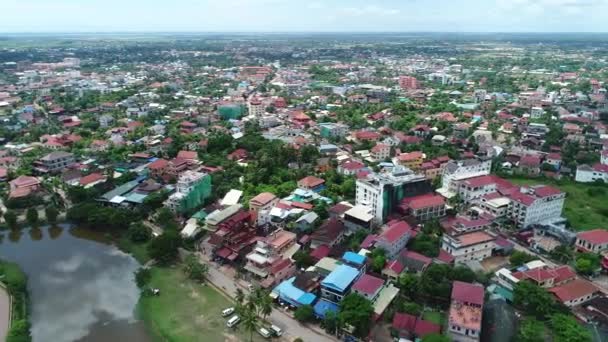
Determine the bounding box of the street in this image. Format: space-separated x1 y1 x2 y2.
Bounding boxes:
0 285 9 342
199 252 337 342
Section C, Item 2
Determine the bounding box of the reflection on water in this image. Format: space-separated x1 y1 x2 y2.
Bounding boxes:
0 225 151 342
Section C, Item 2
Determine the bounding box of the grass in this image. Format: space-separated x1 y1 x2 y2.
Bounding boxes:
137 267 266 342
422 310 445 326
115 236 151 264
507 176 608 231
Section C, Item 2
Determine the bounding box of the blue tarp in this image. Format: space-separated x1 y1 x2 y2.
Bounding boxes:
321 265 360 293
342 252 366 266
314 299 339 319
273 277 317 307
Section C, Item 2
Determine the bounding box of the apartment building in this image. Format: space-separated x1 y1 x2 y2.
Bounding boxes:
438 157 492 198
249 192 279 226
441 231 495 264
508 185 565 228
34 151 75 173
400 193 446 221
375 220 414 259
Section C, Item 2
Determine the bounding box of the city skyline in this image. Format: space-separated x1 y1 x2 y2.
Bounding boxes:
3 0 608 33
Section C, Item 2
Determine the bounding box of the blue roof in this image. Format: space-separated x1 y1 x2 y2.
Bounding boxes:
342 252 366 266
273 277 317 307
321 265 360 292
314 299 339 319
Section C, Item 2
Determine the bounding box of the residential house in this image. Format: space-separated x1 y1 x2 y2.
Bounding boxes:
249 192 279 226
508 185 565 228
398 250 432 274
351 274 385 302
518 155 541 176
549 278 601 307
375 220 414 259
441 231 495 264
320 264 361 303
34 151 75 173
576 229 608 253
448 281 484 342
371 143 391 161
399 194 446 221
310 218 346 249
397 151 424 170
392 312 441 340
9 175 41 199
338 160 365 176
297 176 326 192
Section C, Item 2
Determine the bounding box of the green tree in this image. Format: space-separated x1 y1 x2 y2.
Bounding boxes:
241 307 259 342
128 222 152 243
509 251 536 267
398 273 420 299
338 294 374 338
517 318 545 342
183 254 208 282
408 233 440 257
4 210 18 230
294 305 315 323
549 245 574 264
147 231 181 264
26 208 38 227
513 281 557 319
293 250 314 269
45 206 59 225
323 310 339 335
134 268 152 289
6 319 31 342
575 253 600 275
421 333 450 342
550 314 592 342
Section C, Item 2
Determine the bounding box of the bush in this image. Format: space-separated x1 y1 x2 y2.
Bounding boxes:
294 305 315 323
128 223 152 243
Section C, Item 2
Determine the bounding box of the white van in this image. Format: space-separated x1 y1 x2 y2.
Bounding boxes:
270 324 283 336
226 315 240 328
257 327 271 338
221 307 235 317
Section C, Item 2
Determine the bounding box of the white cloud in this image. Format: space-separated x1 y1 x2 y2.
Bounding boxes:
341 5 401 17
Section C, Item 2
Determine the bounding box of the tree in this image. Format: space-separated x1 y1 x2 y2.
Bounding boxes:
513 281 557 319
4 210 18 230
408 233 440 257
253 288 273 321
45 206 59 225
147 231 181 264
398 273 420 299
575 253 600 275
421 333 450 342
401 302 422 316
550 314 592 342
6 319 31 342
323 310 339 335
241 307 259 342
128 222 152 243
509 251 536 267
338 294 374 338
294 305 315 323
156 208 179 231
134 268 152 289
313 200 329 220
293 250 314 269
517 318 545 342
26 208 38 227
183 254 208 282
549 245 574 264
372 254 386 273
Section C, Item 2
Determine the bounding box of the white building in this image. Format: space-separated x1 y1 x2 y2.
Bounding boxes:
164 171 208 212
508 186 566 228
442 231 495 265
575 164 608 183
530 106 545 119
355 166 427 224
248 98 264 117
99 114 114 128
438 158 492 198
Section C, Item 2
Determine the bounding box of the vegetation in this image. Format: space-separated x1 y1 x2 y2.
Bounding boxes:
25 208 38 227
44 206 59 225
509 250 536 267
146 231 182 265
182 254 208 282
338 294 374 339
0 259 31 342
294 305 315 323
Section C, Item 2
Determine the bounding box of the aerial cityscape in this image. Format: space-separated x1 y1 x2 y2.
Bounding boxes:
2 2 608 342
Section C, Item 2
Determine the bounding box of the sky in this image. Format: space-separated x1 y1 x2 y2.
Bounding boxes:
2 0 608 33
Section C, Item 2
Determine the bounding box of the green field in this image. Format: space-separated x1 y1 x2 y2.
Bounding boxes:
422 310 445 326
137 267 266 342
508 177 608 231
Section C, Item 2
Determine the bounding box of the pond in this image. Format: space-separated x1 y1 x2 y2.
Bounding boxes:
0 225 152 342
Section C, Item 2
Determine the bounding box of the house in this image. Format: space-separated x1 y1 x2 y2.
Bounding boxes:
397 151 424 170
310 218 346 249
297 176 326 192
34 151 75 173
176 150 198 162
371 143 391 161
448 281 484 342
518 155 542 176
545 153 562 170
295 212 319 231
227 148 248 161
508 185 565 228
549 278 601 307
512 265 576 288
399 194 446 221
576 229 608 253
338 160 366 176
351 274 385 301
148 158 170 179
0 167 7 182
392 312 441 340
441 231 495 265
382 259 405 281
79 172 107 188
343 205 375 232
272 276 317 308
398 250 432 274
9 175 41 199
249 192 279 226
320 264 361 303
375 220 414 259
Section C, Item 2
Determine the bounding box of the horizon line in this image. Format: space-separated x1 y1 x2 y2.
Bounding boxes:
3 30 608 35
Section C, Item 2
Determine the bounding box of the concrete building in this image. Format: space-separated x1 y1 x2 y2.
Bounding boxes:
164 171 212 213
34 151 75 173
375 220 414 259
249 192 279 226
508 185 565 228
438 158 492 198
320 264 361 303
448 281 484 342
575 163 608 183
248 97 264 117
399 194 446 221
441 231 495 265
576 229 608 253
399 76 419 90
356 166 428 224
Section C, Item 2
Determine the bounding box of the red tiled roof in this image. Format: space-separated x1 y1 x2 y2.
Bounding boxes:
392 312 417 331
401 194 445 210
355 131 381 140
577 229 608 245
414 319 441 337
341 161 365 171
520 155 541 167
79 173 105 186
177 150 198 160
310 245 331 260
451 281 484 306
399 151 423 162
361 234 377 249
148 158 169 170
384 259 404 274
352 274 384 295
549 279 599 303
379 221 412 244
298 176 325 188
250 192 277 206
436 249 455 264
534 185 563 198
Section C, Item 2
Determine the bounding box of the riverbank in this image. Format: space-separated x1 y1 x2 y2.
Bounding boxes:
0 259 30 342
137 266 266 342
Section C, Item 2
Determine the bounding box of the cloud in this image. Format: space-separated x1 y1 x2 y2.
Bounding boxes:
341 5 401 17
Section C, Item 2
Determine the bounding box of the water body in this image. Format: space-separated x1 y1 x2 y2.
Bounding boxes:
0 225 152 342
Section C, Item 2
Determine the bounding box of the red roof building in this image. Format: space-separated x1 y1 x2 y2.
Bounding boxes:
399 194 446 221
375 221 414 259
351 274 384 301
392 312 441 340
297 176 325 191
448 281 484 341
576 229 608 253
549 278 601 307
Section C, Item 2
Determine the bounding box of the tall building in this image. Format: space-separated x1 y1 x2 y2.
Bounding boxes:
399 76 419 90
248 97 264 117
437 157 492 198
164 171 212 214
508 185 565 228
356 166 428 224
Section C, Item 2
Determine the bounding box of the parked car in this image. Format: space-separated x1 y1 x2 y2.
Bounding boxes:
270 324 283 336
258 327 271 338
221 307 235 317
226 315 240 328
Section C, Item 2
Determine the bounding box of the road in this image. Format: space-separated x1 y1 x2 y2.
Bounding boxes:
0 285 10 342
200 255 337 342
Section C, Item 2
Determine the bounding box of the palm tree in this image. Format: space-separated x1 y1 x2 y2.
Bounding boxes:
256 290 273 321
235 288 245 305
241 308 258 342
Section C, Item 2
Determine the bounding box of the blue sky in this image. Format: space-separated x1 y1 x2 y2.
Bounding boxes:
2 0 608 32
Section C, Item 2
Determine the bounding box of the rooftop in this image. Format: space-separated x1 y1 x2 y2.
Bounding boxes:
321 264 360 292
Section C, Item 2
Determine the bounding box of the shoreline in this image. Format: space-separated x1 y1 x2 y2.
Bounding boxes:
0 259 31 342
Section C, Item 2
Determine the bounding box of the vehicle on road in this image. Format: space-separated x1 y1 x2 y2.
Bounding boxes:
270 324 283 336
221 307 235 317
258 327 271 338
226 315 240 328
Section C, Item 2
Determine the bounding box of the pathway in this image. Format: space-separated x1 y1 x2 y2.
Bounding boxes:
0 284 10 342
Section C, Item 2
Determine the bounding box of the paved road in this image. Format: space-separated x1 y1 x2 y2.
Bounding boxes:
0 285 10 342
201 256 337 342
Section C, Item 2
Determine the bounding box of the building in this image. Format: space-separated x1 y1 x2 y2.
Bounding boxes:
319 122 348 138
576 229 608 253
343 205 375 232
99 114 114 128
438 158 492 198
351 274 385 301
456 175 514 203
397 151 424 170
34 151 75 173
310 218 346 248
375 220 414 259
441 231 495 264
399 76 419 90
9 175 41 199
356 166 428 224
575 163 608 183
392 312 441 340
297 176 326 192
244 230 297 285
508 185 565 228
371 143 391 161
248 97 264 117
512 265 576 288
549 278 601 307
399 194 446 221
164 171 212 214
249 192 279 226
320 264 361 303
448 281 484 342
